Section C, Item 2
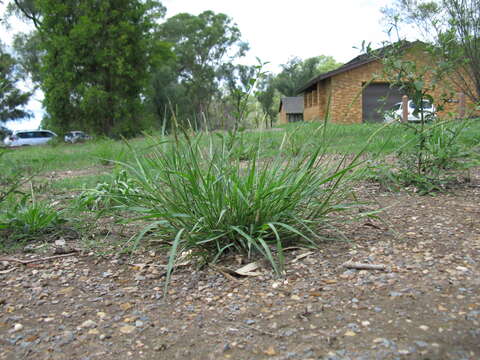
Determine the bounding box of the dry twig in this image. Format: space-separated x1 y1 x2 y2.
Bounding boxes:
0 252 78 265
343 262 386 271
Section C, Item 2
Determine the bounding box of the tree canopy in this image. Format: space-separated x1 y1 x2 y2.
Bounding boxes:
274 55 342 97
0 43 32 122
156 10 249 127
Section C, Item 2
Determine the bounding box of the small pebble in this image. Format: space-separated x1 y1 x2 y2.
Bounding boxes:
12 323 23 332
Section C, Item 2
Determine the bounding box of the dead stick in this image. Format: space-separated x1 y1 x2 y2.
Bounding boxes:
343 262 386 270
209 264 240 283
239 324 279 337
0 253 78 265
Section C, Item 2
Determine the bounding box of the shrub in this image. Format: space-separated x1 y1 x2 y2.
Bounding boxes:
394 120 475 194
105 130 364 292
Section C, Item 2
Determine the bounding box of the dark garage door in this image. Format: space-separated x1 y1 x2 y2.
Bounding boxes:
362 83 405 123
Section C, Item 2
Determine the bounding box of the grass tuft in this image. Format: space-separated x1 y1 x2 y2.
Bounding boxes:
105 128 365 292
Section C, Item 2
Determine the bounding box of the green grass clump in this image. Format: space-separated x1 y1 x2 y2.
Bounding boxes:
105 128 363 292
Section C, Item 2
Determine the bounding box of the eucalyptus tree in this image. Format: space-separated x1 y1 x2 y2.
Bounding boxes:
274 55 342 96
255 74 278 128
158 10 249 126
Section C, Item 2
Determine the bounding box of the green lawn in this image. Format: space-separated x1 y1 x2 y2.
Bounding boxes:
1 119 479 187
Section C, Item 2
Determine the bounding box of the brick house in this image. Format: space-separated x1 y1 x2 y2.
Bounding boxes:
278 97 304 124
298 41 467 124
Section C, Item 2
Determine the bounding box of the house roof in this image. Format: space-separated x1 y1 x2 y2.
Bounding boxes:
297 40 421 93
279 96 304 113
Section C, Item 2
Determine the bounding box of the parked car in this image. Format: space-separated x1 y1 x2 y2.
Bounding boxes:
384 100 436 123
64 131 92 143
3 130 57 147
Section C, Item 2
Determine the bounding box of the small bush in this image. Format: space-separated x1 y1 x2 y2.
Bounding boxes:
103 130 363 292
364 120 477 194
394 120 475 194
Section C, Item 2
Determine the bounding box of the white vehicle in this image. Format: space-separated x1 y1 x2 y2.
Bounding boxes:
3 130 57 147
64 131 92 143
384 100 436 123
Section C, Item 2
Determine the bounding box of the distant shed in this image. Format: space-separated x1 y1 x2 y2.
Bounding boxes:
279 97 304 124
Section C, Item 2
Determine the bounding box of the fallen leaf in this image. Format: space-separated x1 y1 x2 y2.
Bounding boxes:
264 346 276 356
120 303 133 311
57 287 74 295
323 279 337 284
120 325 136 334
235 262 262 277
438 305 447 312
291 252 314 263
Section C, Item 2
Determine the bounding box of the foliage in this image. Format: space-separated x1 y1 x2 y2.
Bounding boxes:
0 149 63 241
364 39 477 194
146 58 191 132
219 61 266 129
383 0 480 103
0 42 32 122
12 31 44 84
76 169 141 211
6 0 41 28
0 192 63 239
32 0 170 137
394 120 474 193
156 10 249 127
99 129 364 293
363 120 476 194
274 55 342 96
255 74 278 128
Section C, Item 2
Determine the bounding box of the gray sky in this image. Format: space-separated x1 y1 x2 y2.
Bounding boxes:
162 0 396 66
3 0 407 130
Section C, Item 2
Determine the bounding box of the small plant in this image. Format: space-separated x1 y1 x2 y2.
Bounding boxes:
394 120 474 194
0 189 64 241
76 169 141 211
104 128 367 294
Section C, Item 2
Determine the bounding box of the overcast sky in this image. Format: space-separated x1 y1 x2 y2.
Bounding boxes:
2 0 413 130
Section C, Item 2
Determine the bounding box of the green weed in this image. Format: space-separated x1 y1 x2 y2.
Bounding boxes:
0 190 65 241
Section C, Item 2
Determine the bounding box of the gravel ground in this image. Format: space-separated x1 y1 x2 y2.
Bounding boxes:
1 170 479 360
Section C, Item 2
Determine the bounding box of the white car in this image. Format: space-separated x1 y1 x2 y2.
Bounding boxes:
3 130 57 147
384 100 436 123
64 131 92 143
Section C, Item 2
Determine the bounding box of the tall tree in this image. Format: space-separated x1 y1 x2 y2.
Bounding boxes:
274 55 342 96
255 74 278 128
383 0 480 103
147 58 191 132
219 63 258 128
12 31 43 84
11 0 170 137
158 11 248 125
0 42 32 122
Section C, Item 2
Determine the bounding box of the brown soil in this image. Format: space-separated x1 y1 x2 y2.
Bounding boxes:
1 169 479 360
